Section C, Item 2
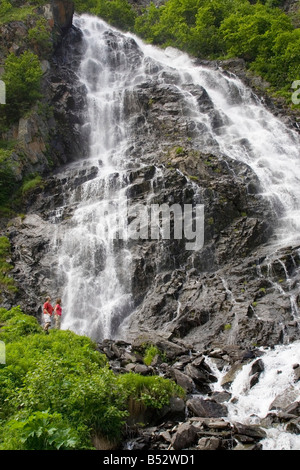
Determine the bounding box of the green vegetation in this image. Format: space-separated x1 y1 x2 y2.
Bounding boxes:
143 344 161 366
0 145 16 210
134 0 299 105
0 306 184 450
90 0 137 30
0 1 35 24
28 18 52 57
73 0 137 30
21 174 44 196
1 51 43 126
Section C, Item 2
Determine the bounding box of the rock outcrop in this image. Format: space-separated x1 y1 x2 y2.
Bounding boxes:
0 1 86 197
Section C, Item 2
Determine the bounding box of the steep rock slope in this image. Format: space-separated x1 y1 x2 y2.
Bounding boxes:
0 1 86 207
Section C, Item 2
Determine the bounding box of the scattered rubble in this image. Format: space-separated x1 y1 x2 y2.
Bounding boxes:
97 336 300 451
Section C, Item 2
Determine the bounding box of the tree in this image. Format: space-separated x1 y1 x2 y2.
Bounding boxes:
91 0 137 31
220 3 293 62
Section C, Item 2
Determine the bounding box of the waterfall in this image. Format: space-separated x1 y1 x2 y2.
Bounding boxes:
50 14 300 341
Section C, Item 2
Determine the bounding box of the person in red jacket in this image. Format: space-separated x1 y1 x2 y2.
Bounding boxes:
43 296 53 333
54 298 62 330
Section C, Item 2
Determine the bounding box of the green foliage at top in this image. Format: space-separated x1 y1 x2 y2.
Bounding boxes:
90 0 137 30
73 0 98 13
219 2 298 89
134 0 299 106
73 0 137 30
0 0 35 24
0 306 184 450
70 0 299 107
1 51 43 126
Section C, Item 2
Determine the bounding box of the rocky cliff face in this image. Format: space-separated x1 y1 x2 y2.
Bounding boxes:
3 12 300 357
0 1 87 194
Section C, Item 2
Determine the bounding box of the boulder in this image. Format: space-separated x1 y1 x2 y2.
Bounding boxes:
173 369 195 393
197 437 220 450
187 397 228 418
233 422 267 441
171 422 198 450
285 418 300 434
158 397 186 422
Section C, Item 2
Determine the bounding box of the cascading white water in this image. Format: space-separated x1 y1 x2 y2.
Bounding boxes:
52 16 140 339
51 14 300 342
206 341 300 450
227 342 300 450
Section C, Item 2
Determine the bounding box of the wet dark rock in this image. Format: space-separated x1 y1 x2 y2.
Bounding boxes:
285 418 300 434
197 436 221 450
171 422 198 450
284 402 300 417
187 397 228 418
211 391 232 404
173 370 195 393
233 422 267 441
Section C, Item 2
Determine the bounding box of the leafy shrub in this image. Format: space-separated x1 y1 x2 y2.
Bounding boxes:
1 51 43 125
143 344 160 365
73 0 136 30
0 2 35 24
21 174 43 196
0 309 41 343
134 0 299 107
0 0 12 16
73 0 98 13
0 411 82 450
28 18 52 56
91 0 137 31
117 373 185 409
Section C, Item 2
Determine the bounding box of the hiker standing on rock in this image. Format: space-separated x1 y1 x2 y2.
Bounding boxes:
54 298 62 330
43 296 53 333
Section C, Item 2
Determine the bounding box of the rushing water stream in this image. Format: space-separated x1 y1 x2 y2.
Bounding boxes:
208 341 300 450
49 14 300 449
